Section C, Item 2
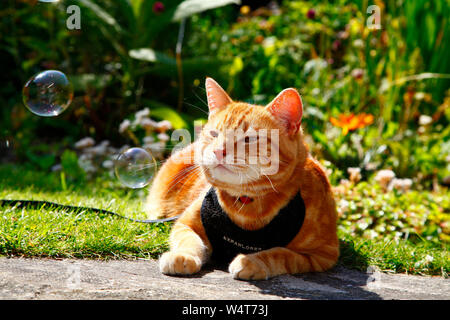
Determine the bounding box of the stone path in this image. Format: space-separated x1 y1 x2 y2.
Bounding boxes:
0 257 448 300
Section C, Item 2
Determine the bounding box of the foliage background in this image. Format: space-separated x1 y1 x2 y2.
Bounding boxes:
1 0 449 183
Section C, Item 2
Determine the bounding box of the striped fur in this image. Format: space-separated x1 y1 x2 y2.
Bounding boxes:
147 81 339 280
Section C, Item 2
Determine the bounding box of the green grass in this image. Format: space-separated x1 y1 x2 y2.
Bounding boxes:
0 165 170 259
339 237 448 277
0 164 448 277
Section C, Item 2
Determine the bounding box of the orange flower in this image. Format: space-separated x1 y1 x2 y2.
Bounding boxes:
240 5 251 15
330 113 374 135
254 35 264 44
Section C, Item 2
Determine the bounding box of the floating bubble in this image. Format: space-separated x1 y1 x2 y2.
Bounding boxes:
114 147 157 189
38 0 60 3
23 70 73 117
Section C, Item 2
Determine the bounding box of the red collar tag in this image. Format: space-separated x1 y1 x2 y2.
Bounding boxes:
239 196 253 204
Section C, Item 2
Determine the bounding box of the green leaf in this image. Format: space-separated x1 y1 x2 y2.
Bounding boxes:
424 12 436 50
229 56 244 76
25 151 55 171
172 0 241 21
129 48 176 65
130 0 143 17
61 150 85 183
78 0 125 34
134 1 178 46
116 0 137 33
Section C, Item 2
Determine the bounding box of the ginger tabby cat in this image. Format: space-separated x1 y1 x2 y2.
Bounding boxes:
146 77 339 280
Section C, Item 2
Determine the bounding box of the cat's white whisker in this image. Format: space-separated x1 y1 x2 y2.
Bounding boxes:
163 165 201 196
184 101 209 116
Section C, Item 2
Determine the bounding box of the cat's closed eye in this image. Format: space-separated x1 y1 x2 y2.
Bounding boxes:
244 136 258 143
209 130 219 138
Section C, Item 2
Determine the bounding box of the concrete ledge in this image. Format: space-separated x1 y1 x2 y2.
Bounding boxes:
0 257 448 300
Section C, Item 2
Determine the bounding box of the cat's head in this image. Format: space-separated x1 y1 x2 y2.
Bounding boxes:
196 77 308 196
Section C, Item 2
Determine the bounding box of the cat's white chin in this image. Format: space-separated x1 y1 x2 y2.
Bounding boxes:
207 164 258 185
207 165 240 184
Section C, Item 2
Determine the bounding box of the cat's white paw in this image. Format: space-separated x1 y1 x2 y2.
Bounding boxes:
159 251 202 275
228 254 269 280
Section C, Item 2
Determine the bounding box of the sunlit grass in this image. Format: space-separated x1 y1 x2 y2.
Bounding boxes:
0 165 170 259
339 236 449 277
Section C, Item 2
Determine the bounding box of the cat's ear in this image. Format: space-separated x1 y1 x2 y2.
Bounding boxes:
266 88 303 135
205 77 232 117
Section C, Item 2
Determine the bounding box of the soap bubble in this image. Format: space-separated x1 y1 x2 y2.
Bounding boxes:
23 70 73 117
38 0 60 3
114 147 157 188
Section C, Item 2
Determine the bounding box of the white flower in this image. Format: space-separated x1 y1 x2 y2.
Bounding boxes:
389 178 413 192
140 117 158 130
339 179 351 187
311 88 320 95
102 160 114 169
418 115 432 126
79 153 92 161
119 119 131 133
78 156 96 173
364 162 377 171
75 137 95 149
351 68 364 79
135 108 150 121
353 39 364 48
84 141 109 157
415 255 434 268
157 133 170 142
143 136 155 144
338 199 350 212
414 92 425 100
347 167 362 183
374 169 396 190
401 178 413 191
156 120 172 132
262 36 276 48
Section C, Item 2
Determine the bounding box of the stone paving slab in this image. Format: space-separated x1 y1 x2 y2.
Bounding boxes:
0 257 448 300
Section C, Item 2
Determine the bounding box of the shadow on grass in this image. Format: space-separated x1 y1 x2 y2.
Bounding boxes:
338 239 370 271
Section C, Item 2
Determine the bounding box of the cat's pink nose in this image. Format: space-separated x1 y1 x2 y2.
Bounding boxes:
214 148 226 162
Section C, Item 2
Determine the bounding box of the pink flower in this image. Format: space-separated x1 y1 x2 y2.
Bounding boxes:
351 68 364 80
153 2 165 14
332 40 342 51
306 9 316 19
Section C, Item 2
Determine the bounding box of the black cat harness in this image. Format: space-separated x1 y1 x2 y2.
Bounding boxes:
201 188 306 263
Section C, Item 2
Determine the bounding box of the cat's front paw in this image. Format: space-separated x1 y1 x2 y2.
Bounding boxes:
229 254 269 280
159 251 202 275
